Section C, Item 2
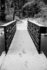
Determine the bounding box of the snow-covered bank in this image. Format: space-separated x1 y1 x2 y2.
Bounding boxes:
0 52 6 70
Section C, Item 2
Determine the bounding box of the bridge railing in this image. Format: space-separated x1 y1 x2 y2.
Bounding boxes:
0 20 16 55
27 18 47 57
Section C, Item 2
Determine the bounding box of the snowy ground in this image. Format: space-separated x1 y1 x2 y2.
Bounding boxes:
0 19 47 70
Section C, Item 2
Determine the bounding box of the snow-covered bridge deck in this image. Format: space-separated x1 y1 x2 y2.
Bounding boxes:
0 19 47 70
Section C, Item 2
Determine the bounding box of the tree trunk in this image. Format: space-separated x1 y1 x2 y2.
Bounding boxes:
1 0 6 21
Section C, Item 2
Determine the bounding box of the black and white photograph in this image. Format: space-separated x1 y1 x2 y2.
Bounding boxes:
0 0 47 70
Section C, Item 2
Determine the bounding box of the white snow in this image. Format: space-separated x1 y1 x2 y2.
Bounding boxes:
1 52 47 70
0 19 47 70
0 52 6 69
16 19 28 30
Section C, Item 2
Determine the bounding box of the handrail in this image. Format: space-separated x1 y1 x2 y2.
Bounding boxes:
0 20 16 27
28 18 47 27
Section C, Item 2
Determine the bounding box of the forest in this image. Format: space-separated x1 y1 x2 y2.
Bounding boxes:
0 0 47 21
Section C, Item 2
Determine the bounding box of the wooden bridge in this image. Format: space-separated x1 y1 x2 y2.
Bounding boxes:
0 18 47 57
